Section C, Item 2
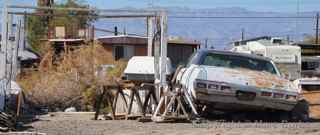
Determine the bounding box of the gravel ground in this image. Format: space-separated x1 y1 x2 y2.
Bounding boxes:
14 112 320 135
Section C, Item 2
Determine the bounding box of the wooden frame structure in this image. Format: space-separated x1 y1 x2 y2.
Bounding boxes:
2 2 198 123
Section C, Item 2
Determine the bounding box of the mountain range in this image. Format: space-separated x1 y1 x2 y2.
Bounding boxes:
94 7 318 49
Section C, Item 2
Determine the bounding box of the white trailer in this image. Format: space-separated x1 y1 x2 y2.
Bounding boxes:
231 38 301 81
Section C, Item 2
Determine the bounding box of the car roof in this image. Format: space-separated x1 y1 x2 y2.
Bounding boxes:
198 49 272 62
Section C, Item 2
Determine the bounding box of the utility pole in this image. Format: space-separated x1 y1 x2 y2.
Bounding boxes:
37 0 54 38
316 13 319 44
205 38 208 49
295 0 300 42
241 28 245 41
286 35 290 44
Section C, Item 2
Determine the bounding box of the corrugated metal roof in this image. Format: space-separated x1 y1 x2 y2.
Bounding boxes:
96 35 147 39
97 35 147 45
97 35 200 46
48 39 85 42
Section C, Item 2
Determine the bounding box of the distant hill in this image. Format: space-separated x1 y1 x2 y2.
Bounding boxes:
94 7 317 49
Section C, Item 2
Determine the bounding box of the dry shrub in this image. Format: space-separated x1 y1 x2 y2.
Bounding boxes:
17 42 127 111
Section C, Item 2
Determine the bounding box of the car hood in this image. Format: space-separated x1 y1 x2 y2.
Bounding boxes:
196 65 297 92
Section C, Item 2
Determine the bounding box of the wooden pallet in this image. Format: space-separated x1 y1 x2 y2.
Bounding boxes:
94 83 158 120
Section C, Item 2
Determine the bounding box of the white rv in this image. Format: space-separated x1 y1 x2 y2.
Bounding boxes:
231 37 301 80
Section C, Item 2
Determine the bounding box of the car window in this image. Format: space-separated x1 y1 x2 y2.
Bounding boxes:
201 53 277 74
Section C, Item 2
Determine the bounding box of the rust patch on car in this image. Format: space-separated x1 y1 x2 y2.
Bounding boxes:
222 68 288 89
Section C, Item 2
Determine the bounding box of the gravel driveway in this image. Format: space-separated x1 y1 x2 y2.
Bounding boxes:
13 112 320 135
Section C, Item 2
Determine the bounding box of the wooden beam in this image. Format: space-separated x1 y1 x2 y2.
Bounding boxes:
8 11 156 18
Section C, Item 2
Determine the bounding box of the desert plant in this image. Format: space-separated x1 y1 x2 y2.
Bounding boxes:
17 43 127 111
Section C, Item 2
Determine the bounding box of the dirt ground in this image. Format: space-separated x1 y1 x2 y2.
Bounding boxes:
303 91 320 119
12 112 320 135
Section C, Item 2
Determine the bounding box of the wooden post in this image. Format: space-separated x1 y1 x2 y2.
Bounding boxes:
63 41 67 62
159 12 168 88
152 12 169 120
94 86 106 120
16 91 22 117
159 12 168 109
154 16 161 99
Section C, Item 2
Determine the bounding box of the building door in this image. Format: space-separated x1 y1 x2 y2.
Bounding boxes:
115 46 124 60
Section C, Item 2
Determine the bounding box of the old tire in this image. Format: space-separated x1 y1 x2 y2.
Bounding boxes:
291 100 310 122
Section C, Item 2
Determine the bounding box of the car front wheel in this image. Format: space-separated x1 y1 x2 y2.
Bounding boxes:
290 100 310 122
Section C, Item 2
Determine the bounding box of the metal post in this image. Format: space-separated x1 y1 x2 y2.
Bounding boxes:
0 0 9 111
147 17 153 56
7 14 13 80
1 1 9 79
22 12 27 51
12 19 22 80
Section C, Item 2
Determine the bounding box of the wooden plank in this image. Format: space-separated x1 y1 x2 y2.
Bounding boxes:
94 86 106 120
125 90 135 120
133 88 145 116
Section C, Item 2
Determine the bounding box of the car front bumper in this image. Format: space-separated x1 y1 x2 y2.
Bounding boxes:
195 91 297 111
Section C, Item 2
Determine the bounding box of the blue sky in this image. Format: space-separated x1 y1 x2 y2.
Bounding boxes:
1 0 319 12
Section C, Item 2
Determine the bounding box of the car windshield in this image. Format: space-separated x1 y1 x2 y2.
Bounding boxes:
201 53 277 74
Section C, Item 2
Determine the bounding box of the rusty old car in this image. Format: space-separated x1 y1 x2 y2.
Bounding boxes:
177 50 309 121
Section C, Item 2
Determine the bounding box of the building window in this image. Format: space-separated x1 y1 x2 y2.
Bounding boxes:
115 46 124 60
114 45 134 60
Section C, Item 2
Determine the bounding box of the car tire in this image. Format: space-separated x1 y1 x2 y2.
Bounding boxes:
290 100 310 122
278 111 290 122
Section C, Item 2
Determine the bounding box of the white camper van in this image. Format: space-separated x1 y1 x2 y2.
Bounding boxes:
232 38 301 80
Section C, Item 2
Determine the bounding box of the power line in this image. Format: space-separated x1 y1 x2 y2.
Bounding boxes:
168 16 314 19
169 20 313 23
8 11 316 20
95 27 145 37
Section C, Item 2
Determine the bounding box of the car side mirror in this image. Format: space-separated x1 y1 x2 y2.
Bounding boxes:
281 72 291 80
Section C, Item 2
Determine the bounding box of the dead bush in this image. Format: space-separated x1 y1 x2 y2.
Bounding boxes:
17 43 127 111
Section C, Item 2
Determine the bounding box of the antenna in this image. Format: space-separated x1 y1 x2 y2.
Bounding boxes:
295 0 300 42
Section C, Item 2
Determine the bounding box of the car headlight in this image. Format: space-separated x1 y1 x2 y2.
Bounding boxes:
208 84 219 90
221 85 231 91
196 82 207 89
